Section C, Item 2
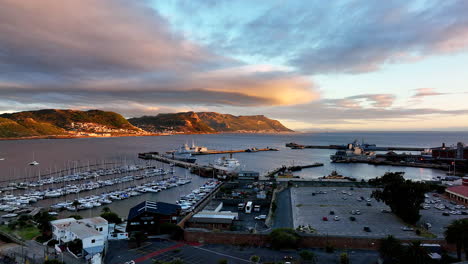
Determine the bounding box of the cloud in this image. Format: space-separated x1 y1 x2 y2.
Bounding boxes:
412 88 447 98
325 94 396 109
160 0 468 74
0 0 318 113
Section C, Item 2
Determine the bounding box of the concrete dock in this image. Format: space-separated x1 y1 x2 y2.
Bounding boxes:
285 142 425 151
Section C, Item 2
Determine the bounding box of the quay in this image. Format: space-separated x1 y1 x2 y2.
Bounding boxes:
286 142 424 151
264 163 324 178
191 147 279 155
333 159 449 170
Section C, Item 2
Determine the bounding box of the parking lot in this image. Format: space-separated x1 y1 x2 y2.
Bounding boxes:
290 186 467 239
106 238 379 264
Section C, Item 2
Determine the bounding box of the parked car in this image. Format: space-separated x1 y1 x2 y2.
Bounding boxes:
255 215 267 220
322 216 328 221
363 226 371 232
402 226 414 231
334 216 340 221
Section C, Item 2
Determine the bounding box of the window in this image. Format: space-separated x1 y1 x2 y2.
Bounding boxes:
144 222 148 225
130 222 139 226
150 221 154 224
99 227 103 231
91 239 95 243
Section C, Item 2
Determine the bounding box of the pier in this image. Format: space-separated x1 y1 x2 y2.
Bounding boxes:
191 147 279 155
333 159 449 170
285 142 425 151
138 152 220 178
264 163 324 178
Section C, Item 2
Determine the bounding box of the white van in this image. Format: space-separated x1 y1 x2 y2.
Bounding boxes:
245 201 253 214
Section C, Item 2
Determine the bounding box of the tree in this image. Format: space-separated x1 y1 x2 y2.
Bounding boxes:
100 211 122 224
69 215 82 220
299 250 317 263
131 231 147 248
404 241 430 264
72 200 80 210
378 236 404 263
370 172 428 224
269 228 300 249
34 211 57 234
445 218 468 260
218 259 228 264
101 207 111 213
249 255 260 263
340 252 349 264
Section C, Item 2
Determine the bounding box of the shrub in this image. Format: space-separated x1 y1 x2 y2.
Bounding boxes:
325 243 335 253
250 255 260 263
340 253 349 264
218 259 228 264
299 250 316 262
269 228 300 249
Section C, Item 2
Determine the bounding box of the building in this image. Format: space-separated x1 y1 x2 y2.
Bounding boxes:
187 211 239 230
237 171 260 181
432 142 468 160
445 177 468 204
50 217 108 264
126 201 181 234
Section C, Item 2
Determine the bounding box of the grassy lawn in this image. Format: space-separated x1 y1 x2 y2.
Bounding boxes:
0 224 41 240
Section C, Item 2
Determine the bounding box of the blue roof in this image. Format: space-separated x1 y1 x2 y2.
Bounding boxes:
127 201 181 221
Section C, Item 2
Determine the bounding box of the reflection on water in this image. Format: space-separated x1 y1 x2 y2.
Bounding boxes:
1 132 466 217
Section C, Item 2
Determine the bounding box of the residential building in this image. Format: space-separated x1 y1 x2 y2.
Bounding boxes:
50 217 108 264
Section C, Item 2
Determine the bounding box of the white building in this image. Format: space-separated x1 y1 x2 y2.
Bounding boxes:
50 217 108 264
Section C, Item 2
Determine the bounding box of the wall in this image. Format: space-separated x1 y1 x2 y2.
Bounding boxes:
184 229 456 251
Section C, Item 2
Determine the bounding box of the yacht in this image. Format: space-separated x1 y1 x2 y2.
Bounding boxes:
29 161 39 166
212 155 241 172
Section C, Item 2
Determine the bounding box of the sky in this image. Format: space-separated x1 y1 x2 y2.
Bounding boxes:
0 0 467 131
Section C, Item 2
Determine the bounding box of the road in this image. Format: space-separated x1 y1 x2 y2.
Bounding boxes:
272 188 293 229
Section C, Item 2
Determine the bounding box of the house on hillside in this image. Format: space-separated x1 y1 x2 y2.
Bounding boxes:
50 217 109 264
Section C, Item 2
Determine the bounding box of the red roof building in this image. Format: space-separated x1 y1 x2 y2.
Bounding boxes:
445 177 468 204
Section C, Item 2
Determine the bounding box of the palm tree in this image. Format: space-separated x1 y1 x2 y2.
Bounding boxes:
72 200 80 212
445 218 468 260
405 241 429 264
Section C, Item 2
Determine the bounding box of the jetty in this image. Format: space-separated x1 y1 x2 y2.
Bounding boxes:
265 163 324 178
138 152 223 178
190 147 279 155
285 142 424 151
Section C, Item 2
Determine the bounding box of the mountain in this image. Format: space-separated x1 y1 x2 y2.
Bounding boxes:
0 109 143 138
128 111 293 133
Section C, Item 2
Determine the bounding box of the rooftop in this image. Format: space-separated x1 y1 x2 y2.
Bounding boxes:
446 185 468 199
79 216 108 226
128 201 181 220
69 222 103 239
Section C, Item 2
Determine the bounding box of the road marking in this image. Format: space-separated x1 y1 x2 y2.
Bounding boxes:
133 243 184 263
189 246 251 263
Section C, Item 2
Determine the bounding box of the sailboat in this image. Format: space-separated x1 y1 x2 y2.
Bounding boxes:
29 152 39 166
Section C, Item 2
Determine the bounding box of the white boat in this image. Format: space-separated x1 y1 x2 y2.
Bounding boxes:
212 155 240 172
2 213 18 218
45 191 62 198
0 158 5 161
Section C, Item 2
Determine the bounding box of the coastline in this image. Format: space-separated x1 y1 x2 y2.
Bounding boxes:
0 131 296 141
